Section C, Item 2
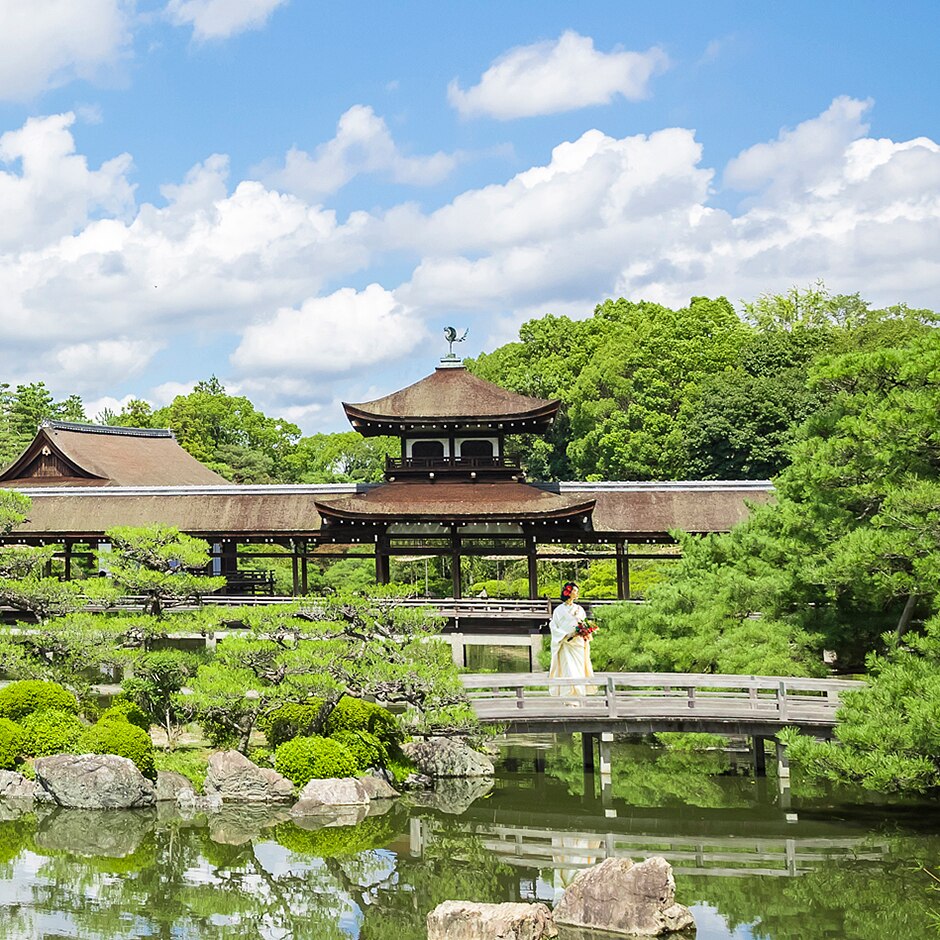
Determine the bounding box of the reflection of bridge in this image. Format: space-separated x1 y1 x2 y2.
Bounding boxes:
409 816 889 879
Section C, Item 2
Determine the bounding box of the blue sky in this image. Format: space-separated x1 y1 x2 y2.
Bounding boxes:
1 1 938 431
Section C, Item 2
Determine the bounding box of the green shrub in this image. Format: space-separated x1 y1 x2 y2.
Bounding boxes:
0 718 24 770
247 746 272 768
258 701 323 747
0 681 79 721
20 709 84 757
274 735 358 788
331 730 386 771
78 718 156 780
100 701 150 732
154 748 209 790
325 698 400 749
385 756 417 788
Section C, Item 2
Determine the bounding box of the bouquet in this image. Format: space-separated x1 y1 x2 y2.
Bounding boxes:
575 619 598 640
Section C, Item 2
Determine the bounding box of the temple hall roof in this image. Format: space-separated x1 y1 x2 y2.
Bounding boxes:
343 364 559 435
0 421 228 488
314 481 595 523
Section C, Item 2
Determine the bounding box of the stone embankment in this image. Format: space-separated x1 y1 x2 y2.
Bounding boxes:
428 857 695 938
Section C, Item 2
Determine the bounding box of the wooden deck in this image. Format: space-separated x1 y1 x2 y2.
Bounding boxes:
462 672 862 736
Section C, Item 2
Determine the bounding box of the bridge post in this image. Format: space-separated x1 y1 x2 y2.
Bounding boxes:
599 732 614 811
776 740 790 794
409 817 423 857
582 732 596 773
752 736 767 776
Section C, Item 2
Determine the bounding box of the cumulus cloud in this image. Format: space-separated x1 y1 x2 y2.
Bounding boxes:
165 0 288 41
0 112 135 250
264 105 457 200
1 97 939 428
0 0 132 101
230 284 423 376
448 31 669 119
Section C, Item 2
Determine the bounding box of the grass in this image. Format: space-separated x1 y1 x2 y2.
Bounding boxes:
154 747 211 790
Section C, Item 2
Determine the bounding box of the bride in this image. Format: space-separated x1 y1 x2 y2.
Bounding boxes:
548 582 596 699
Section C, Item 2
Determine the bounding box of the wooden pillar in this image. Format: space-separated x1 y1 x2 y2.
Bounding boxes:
450 526 462 599
300 539 309 595
615 540 630 600
526 534 538 599
582 732 596 772
63 541 72 581
752 736 767 777
290 541 299 596
375 533 391 586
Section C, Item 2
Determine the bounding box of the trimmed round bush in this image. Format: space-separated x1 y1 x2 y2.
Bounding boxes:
0 717 24 770
99 702 150 732
330 730 386 771
0 681 79 721
258 701 323 747
324 698 400 748
20 709 84 757
274 735 358 788
78 718 156 780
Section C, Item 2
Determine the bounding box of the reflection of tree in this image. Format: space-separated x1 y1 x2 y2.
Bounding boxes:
687 835 940 940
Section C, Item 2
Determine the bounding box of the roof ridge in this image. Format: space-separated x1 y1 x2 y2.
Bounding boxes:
42 420 174 439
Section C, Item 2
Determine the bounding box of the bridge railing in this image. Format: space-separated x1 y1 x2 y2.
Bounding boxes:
462 671 864 723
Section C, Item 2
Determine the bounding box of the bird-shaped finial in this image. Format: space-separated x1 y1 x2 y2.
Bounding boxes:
443 326 469 357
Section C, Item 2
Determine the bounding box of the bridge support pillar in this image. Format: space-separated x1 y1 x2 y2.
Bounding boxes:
776 740 791 802
752 736 767 777
581 732 596 773
599 732 614 811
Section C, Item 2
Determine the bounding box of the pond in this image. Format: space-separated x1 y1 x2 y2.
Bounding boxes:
0 735 938 939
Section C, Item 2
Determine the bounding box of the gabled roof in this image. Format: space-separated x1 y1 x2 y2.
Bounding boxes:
314 481 595 524
0 421 227 488
343 364 559 435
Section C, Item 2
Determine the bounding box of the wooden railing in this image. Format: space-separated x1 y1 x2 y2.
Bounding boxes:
462 672 863 732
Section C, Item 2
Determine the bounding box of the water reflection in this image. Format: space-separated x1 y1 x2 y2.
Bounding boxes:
0 736 935 939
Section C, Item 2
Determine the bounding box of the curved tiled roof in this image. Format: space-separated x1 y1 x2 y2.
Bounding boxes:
343 365 559 433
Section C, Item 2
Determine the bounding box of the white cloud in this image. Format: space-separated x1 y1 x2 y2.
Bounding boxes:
1 98 940 427
0 112 135 250
264 105 457 200
166 0 288 41
151 380 197 405
84 393 140 422
0 0 132 101
230 284 423 376
448 31 669 119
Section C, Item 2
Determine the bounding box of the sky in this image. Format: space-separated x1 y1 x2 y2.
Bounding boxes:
1 0 939 433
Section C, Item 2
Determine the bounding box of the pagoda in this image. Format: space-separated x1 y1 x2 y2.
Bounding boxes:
313 350 596 597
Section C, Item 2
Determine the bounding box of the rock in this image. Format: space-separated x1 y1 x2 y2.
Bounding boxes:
290 777 369 816
0 769 37 801
33 754 156 809
404 772 433 790
177 788 223 813
156 771 194 802
403 738 494 778
34 808 154 858
408 776 494 815
553 857 695 936
204 751 294 803
427 901 557 940
292 804 369 829
359 774 399 800
209 803 293 844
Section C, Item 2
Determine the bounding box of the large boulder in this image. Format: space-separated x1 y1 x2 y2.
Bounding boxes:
156 771 194 803
33 754 156 809
553 857 695 936
34 807 153 858
408 776 493 815
204 751 294 803
427 901 557 940
290 777 369 817
359 774 399 800
0 769 37 801
402 737 494 778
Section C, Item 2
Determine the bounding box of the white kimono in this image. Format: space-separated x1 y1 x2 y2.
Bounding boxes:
548 602 595 697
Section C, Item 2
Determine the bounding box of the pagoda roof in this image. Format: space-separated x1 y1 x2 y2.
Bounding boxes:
0 421 227 488
343 364 559 435
314 481 594 524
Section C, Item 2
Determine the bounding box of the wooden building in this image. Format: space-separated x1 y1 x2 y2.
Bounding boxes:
0 369 772 598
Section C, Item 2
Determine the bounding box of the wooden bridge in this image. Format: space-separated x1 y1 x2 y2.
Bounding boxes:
462 672 860 737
